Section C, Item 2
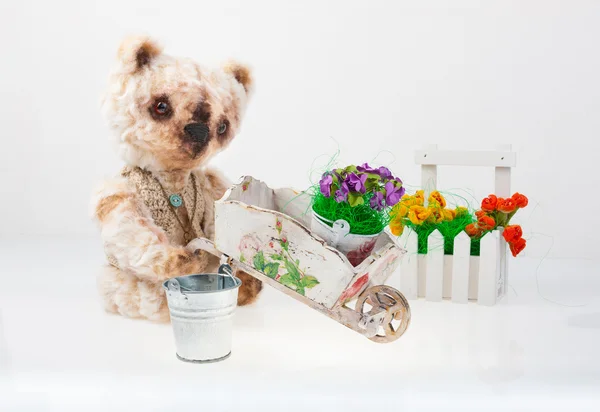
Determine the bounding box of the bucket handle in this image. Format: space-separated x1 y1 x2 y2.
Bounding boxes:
166 278 182 294
218 264 236 280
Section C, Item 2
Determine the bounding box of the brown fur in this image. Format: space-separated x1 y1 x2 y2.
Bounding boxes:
95 193 130 222
224 62 253 92
236 271 263 305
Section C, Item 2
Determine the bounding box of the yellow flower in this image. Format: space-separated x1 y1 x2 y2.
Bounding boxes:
393 199 410 218
427 207 444 224
428 191 446 208
442 208 456 221
454 206 468 217
408 205 432 225
415 190 425 206
389 218 404 236
395 193 421 217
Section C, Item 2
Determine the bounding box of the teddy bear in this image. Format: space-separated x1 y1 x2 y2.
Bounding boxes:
91 35 262 322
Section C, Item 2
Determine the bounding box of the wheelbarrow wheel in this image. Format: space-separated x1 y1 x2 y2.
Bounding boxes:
355 285 411 343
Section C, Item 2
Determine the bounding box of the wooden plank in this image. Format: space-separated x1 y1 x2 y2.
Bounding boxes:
442 255 453 298
417 255 426 297
494 145 511 300
468 256 479 300
425 229 444 302
497 228 508 300
397 227 418 299
478 230 499 306
451 231 471 303
421 144 438 206
415 149 516 168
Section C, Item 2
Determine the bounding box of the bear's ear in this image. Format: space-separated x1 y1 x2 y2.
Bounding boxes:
116 35 163 74
223 61 253 93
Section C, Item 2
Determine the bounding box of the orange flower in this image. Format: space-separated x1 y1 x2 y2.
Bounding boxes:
497 198 517 213
509 237 526 257
465 223 483 237
481 195 498 212
408 205 432 225
503 225 523 243
428 191 447 208
477 215 496 230
389 219 404 236
512 192 529 208
475 210 486 219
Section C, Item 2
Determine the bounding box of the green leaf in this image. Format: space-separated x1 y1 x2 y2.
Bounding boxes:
279 274 297 289
296 286 305 296
348 193 365 207
239 254 246 263
300 276 320 289
270 253 283 261
284 259 301 281
253 251 265 271
264 262 280 279
364 178 380 191
280 239 289 251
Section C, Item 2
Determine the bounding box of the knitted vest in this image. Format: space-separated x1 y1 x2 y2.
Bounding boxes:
105 166 211 271
122 166 207 245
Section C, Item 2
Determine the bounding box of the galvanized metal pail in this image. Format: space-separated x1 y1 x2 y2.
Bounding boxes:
311 211 382 266
163 264 241 363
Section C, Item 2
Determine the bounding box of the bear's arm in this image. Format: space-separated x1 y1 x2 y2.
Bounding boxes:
91 177 209 282
197 167 231 240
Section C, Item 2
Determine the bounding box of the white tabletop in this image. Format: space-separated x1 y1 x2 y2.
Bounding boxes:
1 237 599 411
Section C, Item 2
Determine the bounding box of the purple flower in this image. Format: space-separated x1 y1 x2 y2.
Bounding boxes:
346 173 368 194
334 182 349 202
357 163 378 174
385 181 405 206
319 173 333 197
377 166 393 180
370 191 385 210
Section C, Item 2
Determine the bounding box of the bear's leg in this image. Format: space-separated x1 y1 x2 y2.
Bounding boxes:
97 265 169 322
235 270 263 306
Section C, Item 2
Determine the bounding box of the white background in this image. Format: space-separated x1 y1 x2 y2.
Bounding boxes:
1 0 599 259
1 2 600 411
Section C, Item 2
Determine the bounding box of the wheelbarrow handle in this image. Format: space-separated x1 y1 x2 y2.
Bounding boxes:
185 237 224 259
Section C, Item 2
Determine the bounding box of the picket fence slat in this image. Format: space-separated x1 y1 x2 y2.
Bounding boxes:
398 227 418 299
425 230 444 301
451 231 471 303
478 230 499 306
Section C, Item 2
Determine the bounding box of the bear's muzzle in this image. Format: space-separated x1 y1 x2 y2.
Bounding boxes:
184 122 209 144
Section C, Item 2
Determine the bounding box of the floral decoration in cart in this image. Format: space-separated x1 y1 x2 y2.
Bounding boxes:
238 218 319 296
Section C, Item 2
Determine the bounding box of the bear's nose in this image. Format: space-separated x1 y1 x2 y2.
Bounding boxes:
184 122 209 143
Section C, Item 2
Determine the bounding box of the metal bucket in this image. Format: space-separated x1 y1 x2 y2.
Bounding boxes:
311 211 382 266
163 264 241 363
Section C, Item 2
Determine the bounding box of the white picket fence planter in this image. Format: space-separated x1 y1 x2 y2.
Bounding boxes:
395 227 507 306
393 144 516 306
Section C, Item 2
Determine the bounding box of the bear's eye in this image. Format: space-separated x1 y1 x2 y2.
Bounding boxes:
149 97 173 120
217 122 227 135
154 101 169 115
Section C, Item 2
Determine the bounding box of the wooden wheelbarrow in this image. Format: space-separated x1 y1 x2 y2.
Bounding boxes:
191 177 411 343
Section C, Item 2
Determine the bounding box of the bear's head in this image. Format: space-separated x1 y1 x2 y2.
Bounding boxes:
102 36 253 172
